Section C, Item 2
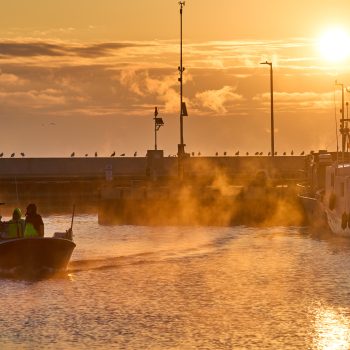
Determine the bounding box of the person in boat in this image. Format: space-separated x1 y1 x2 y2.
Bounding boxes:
24 203 44 238
6 208 25 238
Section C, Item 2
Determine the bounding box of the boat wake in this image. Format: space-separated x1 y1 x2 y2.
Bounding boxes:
68 229 239 274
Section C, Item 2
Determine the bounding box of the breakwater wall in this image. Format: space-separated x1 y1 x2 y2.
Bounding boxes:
0 155 306 207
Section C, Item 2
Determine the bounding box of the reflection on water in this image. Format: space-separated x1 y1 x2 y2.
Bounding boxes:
1 216 350 349
314 306 350 350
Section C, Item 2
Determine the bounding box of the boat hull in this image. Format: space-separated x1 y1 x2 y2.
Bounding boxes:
0 237 76 277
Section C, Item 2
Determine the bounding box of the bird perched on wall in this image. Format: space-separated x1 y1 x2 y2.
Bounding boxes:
235 151 239 156
198 152 201 156
291 150 294 155
95 152 98 157
120 153 125 157
223 151 227 156
11 153 15 158
134 152 137 157
274 152 277 155
246 152 249 156
259 152 263 155
300 151 305 155
215 152 218 156
85 154 88 157
0 153 3 157
255 152 259 155
283 152 286 155
111 151 115 157
191 152 195 156
70 152 75 157
20 152 25 157
268 152 271 156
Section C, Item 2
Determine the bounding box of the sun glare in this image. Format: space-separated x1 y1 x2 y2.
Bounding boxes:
319 27 350 62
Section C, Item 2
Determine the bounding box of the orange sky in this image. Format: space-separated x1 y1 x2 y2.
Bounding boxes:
1 0 350 156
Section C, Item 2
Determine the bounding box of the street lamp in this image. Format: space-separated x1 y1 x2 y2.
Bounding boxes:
260 61 274 157
177 1 188 179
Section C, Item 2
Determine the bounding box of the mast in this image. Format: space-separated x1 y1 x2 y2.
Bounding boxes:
336 81 347 163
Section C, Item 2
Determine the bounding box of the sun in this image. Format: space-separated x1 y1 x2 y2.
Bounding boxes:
318 27 350 62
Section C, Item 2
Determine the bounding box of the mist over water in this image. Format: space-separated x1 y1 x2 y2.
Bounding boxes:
1 215 350 349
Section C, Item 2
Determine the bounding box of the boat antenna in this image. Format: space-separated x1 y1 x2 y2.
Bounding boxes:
334 85 339 166
67 204 75 239
335 80 345 165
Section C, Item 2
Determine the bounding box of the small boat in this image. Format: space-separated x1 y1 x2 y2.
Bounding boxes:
0 207 76 278
0 235 76 277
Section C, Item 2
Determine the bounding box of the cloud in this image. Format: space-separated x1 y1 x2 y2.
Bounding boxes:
0 89 66 108
0 71 25 85
253 91 335 111
195 86 244 114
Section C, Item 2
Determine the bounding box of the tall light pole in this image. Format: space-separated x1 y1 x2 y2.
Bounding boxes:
260 61 274 157
178 1 187 179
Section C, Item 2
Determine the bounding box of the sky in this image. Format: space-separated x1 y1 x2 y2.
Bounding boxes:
1 0 350 157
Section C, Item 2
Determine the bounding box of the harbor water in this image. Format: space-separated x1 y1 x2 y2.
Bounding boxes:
1 215 350 349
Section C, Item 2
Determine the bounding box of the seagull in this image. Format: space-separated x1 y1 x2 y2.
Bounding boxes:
71 152 75 157
223 151 227 156
95 152 98 157
291 150 294 155
246 152 249 156
198 152 201 156
235 151 239 156
11 153 15 158
120 153 125 157
20 152 25 157
259 152 263 155
274 152 277 155
268 152 271 156
0 153 3 157
85 154 88 157
300 151 305 155
191 152 195 156
111 151 115 157
283 152 286 156
215 152 218 156
134 152 137 157
255 152 259 155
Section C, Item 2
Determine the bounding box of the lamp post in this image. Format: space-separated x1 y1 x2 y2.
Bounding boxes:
260 61 274 157
177 1 187 179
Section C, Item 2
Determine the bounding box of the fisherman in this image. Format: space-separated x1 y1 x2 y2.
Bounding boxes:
6 208 25 238
24 203 44 238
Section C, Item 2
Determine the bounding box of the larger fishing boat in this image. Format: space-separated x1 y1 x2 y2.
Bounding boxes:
299 83 350 235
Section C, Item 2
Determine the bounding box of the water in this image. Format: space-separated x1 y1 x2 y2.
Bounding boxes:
1 215 350 349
